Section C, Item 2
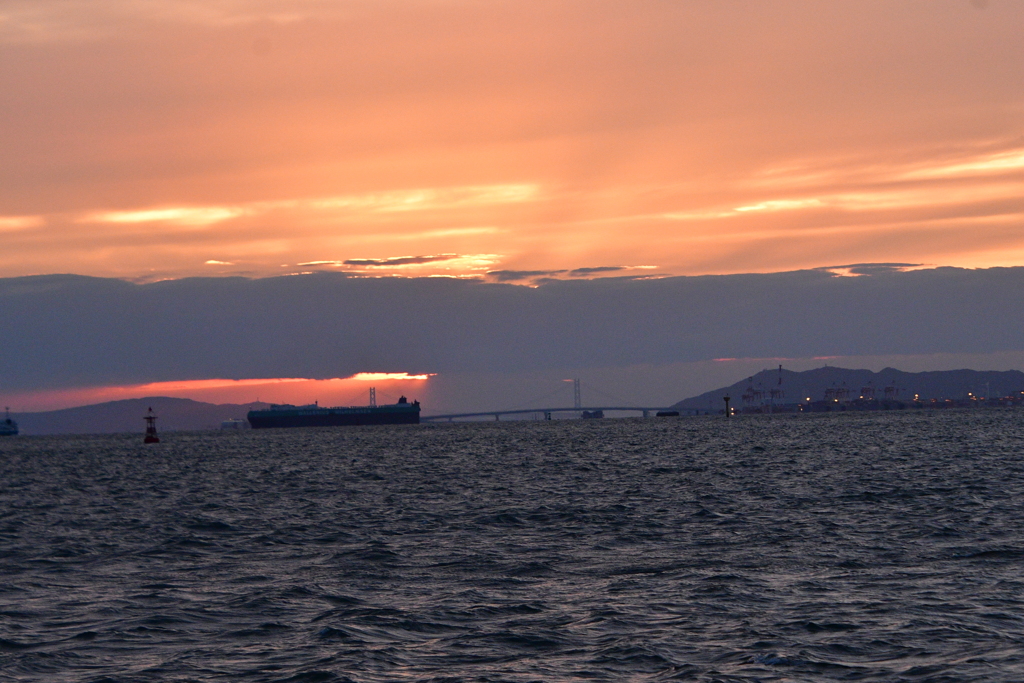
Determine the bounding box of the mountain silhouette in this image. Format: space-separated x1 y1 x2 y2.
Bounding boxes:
10 397 269 436
672 366 1024 411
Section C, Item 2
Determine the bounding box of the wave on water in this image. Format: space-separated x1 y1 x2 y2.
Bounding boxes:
3 411 1024 681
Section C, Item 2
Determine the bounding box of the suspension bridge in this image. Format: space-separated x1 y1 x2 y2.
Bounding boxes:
419 379 680 422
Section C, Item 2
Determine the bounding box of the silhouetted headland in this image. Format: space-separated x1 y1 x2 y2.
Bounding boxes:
672 366 1024 414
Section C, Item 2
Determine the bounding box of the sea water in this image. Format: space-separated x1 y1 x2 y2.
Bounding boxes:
2 411 1024 682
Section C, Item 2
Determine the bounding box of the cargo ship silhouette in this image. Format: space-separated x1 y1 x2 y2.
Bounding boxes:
247 396 420 428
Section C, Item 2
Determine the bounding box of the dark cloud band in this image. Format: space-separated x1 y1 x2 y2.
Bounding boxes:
2 266 1023 391
343 254 460 267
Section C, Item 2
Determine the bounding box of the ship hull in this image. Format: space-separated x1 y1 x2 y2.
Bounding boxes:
247 405 420 429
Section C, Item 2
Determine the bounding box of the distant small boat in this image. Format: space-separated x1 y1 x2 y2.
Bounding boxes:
655 410 680 417
1 407 17 436
220 419 249 430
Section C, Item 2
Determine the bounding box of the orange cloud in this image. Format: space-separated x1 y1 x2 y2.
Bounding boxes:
0 2 1022 280
84 206 247 226
0 215 45 231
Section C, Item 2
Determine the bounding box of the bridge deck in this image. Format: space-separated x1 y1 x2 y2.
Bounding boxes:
421 406 675 421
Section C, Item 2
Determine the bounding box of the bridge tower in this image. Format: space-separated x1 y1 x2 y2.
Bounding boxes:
573 379 581 410
369 387 376 407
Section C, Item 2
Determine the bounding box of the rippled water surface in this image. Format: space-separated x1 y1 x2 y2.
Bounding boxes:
4 411 1024 681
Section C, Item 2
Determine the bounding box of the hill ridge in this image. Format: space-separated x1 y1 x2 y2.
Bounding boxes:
671 366 1024 411
10 396 270 436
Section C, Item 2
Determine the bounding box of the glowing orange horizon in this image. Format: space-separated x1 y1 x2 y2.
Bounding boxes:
349 373 435 381
7 374 436 413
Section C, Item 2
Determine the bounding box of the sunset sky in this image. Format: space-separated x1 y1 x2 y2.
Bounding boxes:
2 0 1024 413
2 0 1022 283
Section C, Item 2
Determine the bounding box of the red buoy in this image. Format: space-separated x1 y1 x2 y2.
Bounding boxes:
144 407 160 443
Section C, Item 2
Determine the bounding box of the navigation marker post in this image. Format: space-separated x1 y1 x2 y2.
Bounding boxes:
144 407 160 443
